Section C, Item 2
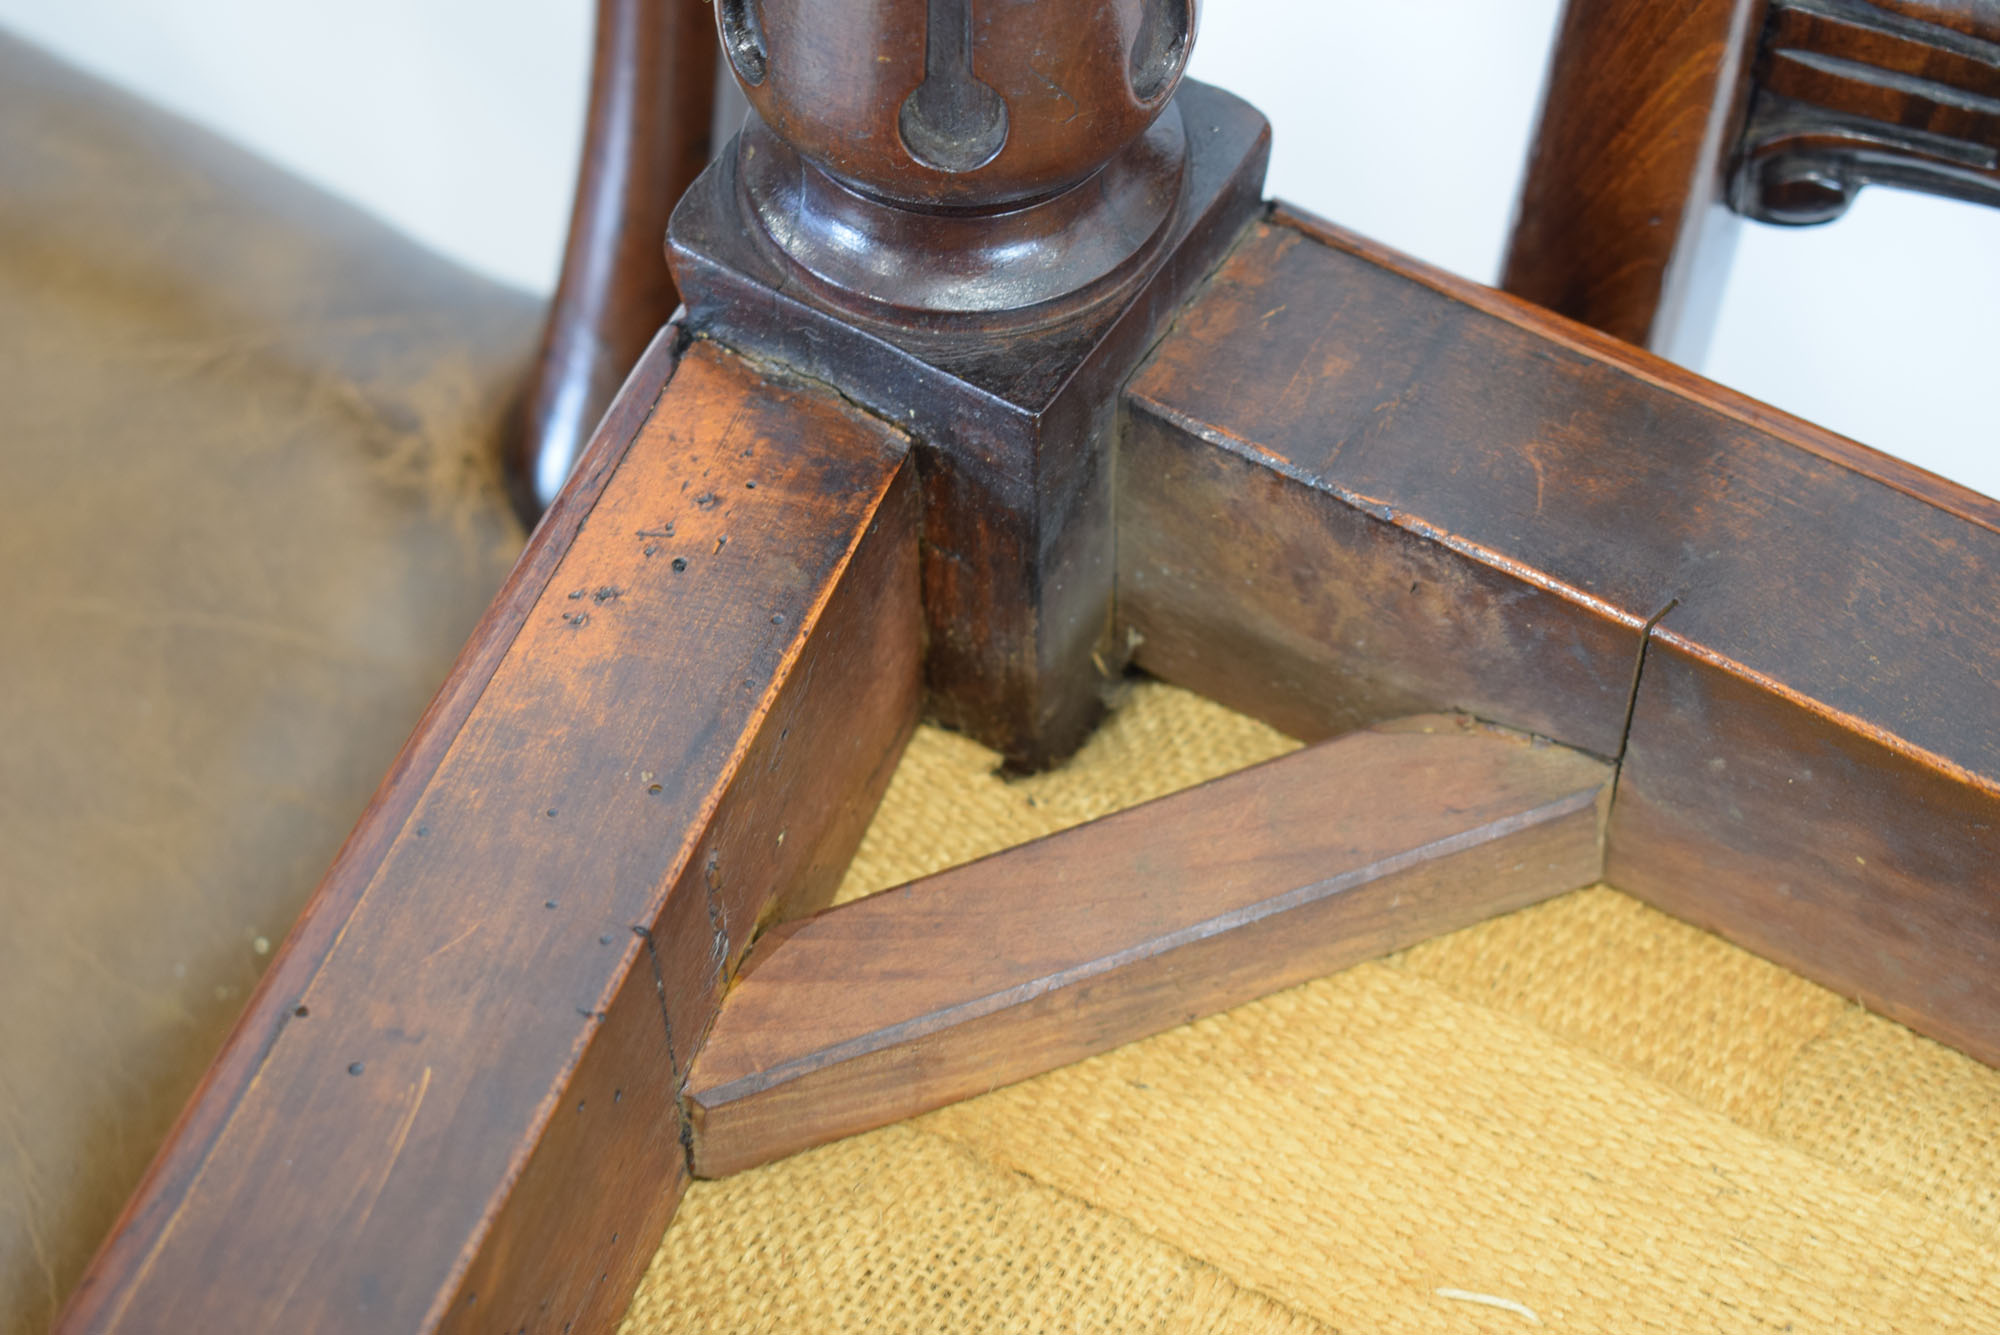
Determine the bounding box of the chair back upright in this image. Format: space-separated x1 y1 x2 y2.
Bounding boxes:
1503 0 2000 359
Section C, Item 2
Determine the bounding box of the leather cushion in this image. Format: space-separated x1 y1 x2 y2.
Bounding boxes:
0 30 536 1331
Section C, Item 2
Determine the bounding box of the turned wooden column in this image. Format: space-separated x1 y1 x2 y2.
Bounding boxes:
670 0 1268 768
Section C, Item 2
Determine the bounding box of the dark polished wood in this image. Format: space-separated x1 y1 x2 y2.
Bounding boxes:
724 0 1193 209
507 0 719 518
671 80 1267 768
1125 206 2000 1068
712 0 1203 334
58 3 2000 1326
57 340 923 1334
1732 0 2000 223
1504 0 2000 352
671 0 1263 769
686 716 1611 1179
1612 635 2000 1063
66 177 2000 1335
1502 0 1764 352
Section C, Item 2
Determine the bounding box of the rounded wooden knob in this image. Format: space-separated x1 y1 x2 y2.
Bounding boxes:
718 0 1198 210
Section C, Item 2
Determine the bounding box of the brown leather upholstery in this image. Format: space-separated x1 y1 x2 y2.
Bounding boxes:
0 32 536 1331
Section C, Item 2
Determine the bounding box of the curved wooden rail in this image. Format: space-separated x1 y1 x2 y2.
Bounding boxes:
507 0 721 518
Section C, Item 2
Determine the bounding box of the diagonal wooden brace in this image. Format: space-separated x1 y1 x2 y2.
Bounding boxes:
687 715 1611 1178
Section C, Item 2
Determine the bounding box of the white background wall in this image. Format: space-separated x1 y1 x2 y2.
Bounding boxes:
4 0 1994 496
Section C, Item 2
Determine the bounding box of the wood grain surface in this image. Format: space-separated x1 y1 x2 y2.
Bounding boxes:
686 716 1611 1178
670 80 1269 767
509 0 720 516
1124 209 2000 1068
1501 0 1763 353
1122 220 1655 757
57 114 2000 1335
1612 632 2000 1065
58 340 923 1334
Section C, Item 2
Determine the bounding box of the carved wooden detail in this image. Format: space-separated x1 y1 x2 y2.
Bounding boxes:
49 4 2000 1331
1501 0 1765 353
673 0 1262 769
1732 0 2000 221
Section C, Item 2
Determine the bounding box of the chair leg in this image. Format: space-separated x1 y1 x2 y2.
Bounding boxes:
508 0 722 519
1500 0 1763 359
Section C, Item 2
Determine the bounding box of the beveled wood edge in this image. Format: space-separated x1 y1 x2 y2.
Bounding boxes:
1125 389 1661 652
1163 210 1997 799
1127 212 1999 797
1275 204 2000 537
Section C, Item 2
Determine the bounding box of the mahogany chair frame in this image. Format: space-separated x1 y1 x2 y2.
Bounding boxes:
1504 0 2000 356
53 2 2000 1331
506 0 719 519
